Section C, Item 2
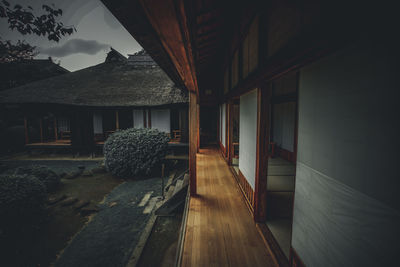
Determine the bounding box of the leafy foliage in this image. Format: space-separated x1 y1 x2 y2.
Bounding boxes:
0 174 47 231
104 128 169 178
13 165 61 192
0 39 37 62
0 0 75 62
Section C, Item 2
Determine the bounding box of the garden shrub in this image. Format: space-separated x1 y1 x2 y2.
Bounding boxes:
0 174 47 231
13 165 61 192
103 128 169 178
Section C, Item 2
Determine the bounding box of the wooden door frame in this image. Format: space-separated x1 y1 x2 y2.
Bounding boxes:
227 100 234 165
254 85 271 222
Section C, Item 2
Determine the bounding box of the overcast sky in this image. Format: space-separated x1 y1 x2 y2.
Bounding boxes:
0 0 142 71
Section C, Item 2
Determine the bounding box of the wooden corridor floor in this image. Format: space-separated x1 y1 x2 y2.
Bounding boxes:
182 148 277 267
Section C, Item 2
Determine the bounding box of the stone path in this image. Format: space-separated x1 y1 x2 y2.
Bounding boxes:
54 177 163 267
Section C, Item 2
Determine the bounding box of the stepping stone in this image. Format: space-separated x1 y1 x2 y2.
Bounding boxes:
138 191 153 207
173 180 183 196
165 185 175 200
82 170 93 177
47 194 67 205
64 171 81 180
60 197 79 207
78 165 86 170
80 205 99 216
91 166 106 174
108 201 118 208
143 197 158 214
74 200 90 210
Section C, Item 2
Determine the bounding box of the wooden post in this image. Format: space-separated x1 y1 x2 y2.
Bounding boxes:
227 100 234 165
197 103 200 152
54 118 58 141
115 110 120 130
148 109 152 128
24 116 29 144
189 91 197 195
143 109 147 128
225 103 229 159
40 118 43 143
254 85 271 222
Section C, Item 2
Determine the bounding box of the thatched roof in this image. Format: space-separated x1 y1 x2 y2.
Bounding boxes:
0 58 69 91
0 60 188 107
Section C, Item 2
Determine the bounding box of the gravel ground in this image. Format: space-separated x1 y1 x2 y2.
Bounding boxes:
0 160 102 175
55 177 163 267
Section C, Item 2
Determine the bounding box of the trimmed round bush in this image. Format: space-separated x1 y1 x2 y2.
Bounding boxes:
0 174 47 231
13 165 61 192
104 128 169 178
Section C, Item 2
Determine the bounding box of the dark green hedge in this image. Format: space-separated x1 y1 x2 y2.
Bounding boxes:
103 128 169 178
13 165 61 192
0 174 47 231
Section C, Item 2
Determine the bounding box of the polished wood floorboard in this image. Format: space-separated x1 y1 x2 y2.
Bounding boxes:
182 148 277 267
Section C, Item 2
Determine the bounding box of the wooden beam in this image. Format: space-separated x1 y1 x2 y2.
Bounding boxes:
115 110 120 130
24 116 29 144
189 91 197 195
137 0 198 93
224 25 353 101
254 86 271 222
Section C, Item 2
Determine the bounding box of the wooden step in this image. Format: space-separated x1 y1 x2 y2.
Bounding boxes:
165 185 175 200
143 196 159 214
138 191 153 207
173 179 184 196
267 165 296 176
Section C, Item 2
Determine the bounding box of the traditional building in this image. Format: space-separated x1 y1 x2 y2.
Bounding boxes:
101 1 399 267
0 49 188 152
0 58 69 91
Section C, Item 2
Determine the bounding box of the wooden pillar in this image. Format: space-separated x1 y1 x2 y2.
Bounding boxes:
148 109 152 128
115 110 120 130
254 86 271 222
54 118 58 140
143 110 147 128
225 103 229 159
39 118 43 143
24 116 29 144
189 91 198 195
227 100 234 165
196 104 200 152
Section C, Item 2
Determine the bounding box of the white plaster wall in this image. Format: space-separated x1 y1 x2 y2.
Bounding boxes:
151 109 170 133
292 40 400 266
133 109 144 128
93 112 103 134
238 89 258 189
221 103 226 148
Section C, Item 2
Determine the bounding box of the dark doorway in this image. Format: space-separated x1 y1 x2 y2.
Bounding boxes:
266 72 298 259
200 105 218 146
102 110 116 139
118 109 133 130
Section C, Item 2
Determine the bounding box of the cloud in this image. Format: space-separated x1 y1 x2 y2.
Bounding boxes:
40 38 110 57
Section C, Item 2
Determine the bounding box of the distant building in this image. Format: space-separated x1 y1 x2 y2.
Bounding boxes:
0 58 69 91
127 49 157 68
0 49 188 153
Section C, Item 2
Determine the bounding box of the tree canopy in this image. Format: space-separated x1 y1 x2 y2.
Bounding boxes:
0 0 75 62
